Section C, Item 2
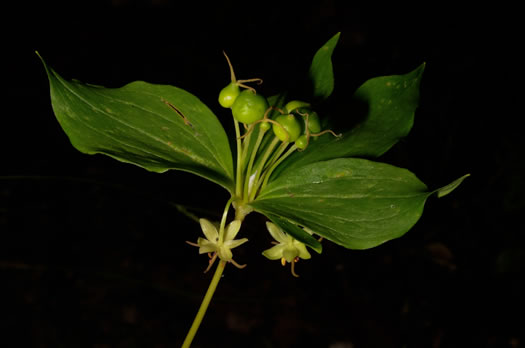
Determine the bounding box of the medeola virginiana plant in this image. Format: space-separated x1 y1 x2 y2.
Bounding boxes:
38 32 469 347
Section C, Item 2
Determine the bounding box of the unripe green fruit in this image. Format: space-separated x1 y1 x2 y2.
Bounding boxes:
273 114 302 142
231 90 269 124
297 107 321 133
295 135 309 150
218 82 240 108
260 121 271 131
284 100 310 113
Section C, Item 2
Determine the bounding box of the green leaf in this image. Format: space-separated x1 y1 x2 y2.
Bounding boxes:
436 173 470 198
38 53 234 192
309 32 340 100
274 63 425 178
251 158 467 250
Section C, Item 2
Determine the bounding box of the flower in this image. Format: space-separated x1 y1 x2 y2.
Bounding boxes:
188 218 248 272
262 222 311 277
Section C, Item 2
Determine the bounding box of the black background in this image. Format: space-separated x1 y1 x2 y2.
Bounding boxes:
2 1 523 347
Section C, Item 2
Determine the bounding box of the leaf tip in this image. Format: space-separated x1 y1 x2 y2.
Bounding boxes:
327 32 341 48
35 50 54 79
436 173 470 198
35 50 47 66
419 61 426 74
410 62 426 80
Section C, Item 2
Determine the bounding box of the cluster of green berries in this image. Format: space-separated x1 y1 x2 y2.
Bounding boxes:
219 83 269 123
217 51 336 151
273 102 322 150
219 82 324 150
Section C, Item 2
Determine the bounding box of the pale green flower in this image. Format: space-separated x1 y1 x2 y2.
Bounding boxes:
188 218 248 272
262 222 311 277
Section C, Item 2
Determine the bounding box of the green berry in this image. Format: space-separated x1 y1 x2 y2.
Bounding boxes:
284 100 310 113
297 107 321 133
295 134 309 150
259 121 271 131
218 82 240 108
272 114 302 142
231 90 269 124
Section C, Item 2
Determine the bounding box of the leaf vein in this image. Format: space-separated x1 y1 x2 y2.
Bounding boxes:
55 77 219 170
91 85 233 179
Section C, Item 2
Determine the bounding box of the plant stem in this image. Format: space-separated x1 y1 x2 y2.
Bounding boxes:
243 127 266 199
264 141 289 171
218 197 234 243
259 144 297 191
240 125 252 166
181 260 227 348
248 137 280 201
234 119 243 197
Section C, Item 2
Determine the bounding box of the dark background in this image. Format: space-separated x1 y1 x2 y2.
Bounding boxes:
2 1 523 347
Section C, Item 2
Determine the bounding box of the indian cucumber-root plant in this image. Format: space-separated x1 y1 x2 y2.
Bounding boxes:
38 32 469 347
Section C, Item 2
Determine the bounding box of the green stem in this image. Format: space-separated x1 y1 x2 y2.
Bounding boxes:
240 125 252 166
248 137 280 201
181 260 227 348
243 127 266 200
218 197 234 243
259 144 297 192
182 197 234 347
264 141 289 171
234 120 243 197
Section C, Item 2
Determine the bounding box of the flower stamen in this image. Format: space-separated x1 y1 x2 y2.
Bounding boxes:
290 258 300 278
229 259 247 269
204 253 218 273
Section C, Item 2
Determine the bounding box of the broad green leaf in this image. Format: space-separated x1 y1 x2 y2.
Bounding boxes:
274 63 425 178
309 32 340 100
38 53 234 192
251 158 467 250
